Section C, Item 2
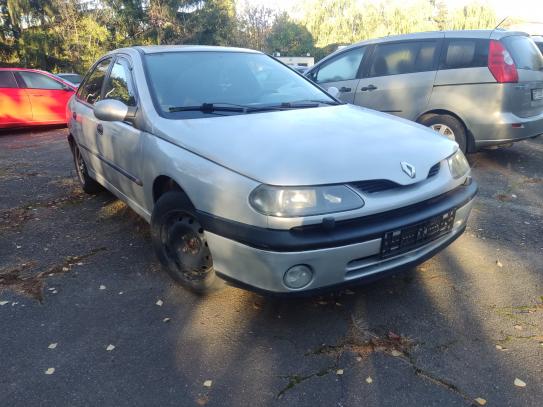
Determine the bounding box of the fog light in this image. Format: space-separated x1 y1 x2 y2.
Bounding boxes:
283 265 313 289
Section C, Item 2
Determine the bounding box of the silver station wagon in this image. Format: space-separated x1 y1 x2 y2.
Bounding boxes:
306 30 543 153
67 46 477 295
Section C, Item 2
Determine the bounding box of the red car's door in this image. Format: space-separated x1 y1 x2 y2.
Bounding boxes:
0 70 33 127
17 71 74 124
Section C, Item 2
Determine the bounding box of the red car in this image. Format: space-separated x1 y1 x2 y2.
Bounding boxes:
0 68 77 129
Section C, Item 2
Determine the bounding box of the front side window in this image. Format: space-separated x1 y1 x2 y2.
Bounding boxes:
18 71 64 90
0 71 18 88
440 39 489 70
315 47 365 83
103 58 136 106
77 58 112 105
369 41 438 77
144 51 334 118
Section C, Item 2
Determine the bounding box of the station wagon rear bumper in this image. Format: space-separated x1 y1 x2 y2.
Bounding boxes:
201 182 477 295
473 111 543 149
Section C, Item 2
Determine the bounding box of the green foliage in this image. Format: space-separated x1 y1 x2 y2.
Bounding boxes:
0 0 501 71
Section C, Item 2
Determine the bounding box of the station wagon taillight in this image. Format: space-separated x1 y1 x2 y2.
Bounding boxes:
488 40 518 83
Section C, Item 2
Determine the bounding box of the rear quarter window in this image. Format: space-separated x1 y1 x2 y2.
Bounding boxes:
0 71 18 88
440 39 489 70
502 36 543 71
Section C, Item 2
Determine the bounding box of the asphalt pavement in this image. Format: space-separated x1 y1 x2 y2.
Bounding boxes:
0 127 542 406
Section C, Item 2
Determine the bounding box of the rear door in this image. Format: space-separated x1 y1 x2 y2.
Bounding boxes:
98 55 144 202
17 71 74 123
355 39 441 120
0 71 32 127
501 35 543 118
307 46 367 103
74 58 113 179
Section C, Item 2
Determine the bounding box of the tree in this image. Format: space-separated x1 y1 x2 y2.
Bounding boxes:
235 0 275 51
266 12 314 56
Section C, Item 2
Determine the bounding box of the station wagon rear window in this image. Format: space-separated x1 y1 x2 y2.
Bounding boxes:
502 36 543 71
441 39 489 69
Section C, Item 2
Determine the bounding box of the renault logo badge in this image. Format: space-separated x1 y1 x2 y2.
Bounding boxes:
401 162 416 178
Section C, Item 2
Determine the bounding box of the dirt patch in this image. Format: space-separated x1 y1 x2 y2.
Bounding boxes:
0 247 106 301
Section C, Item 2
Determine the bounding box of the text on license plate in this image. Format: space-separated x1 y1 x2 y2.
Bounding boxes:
532 88 543 101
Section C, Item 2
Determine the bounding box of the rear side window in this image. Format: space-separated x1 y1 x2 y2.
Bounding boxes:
77 58 112 105
18 71 64 90
502 36 543 71
537 42 543 54
369 41 438 77
440 39 489 69
0 71 18 88
315 47 365 83
103 58 137 106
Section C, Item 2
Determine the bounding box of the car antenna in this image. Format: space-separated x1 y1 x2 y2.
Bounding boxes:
493 16 509 32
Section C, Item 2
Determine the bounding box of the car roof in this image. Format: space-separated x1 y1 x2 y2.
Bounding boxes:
312 29 530 68
111 45 261 56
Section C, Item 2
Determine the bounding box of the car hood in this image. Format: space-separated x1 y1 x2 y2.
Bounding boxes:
153 104 458 186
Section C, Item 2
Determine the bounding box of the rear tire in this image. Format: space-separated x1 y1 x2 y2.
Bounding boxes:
419 114 467 153
151 191 223 294
72 143 102 194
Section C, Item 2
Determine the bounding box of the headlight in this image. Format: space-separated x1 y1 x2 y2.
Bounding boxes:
249 184 364 217
447 149 470 179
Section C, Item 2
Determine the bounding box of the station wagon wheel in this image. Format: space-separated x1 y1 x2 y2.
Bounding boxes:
71 142 102 194
151 191 223 294
419 114 467 153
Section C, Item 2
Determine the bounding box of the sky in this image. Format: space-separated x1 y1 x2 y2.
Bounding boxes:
242 0 543 23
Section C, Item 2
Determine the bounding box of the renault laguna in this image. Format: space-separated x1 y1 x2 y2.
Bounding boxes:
67 46 477 295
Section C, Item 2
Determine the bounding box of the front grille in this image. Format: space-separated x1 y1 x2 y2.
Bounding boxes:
350 161 441 195
427 162 440 178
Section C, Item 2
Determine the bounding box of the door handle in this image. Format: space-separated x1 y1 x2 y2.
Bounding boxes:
96 124 103 135
339 87 351 92
360 84 377 92
72 112 77 120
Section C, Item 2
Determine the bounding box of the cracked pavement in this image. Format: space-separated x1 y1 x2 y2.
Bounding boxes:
0 128 542 406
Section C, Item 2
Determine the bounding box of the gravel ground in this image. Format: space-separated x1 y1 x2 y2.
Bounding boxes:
0 127 542 407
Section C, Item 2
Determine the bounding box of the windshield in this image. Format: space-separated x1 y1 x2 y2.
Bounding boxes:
144 51 334 118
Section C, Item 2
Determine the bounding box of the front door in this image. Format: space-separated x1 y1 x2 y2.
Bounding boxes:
17 71 74 123
308 46 367 103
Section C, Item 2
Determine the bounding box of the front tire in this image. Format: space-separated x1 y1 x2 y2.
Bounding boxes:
151 191 223 294
72 143 102 194
419 114 467 153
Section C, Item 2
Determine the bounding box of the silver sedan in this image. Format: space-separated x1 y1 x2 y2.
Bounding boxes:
67 45 477 295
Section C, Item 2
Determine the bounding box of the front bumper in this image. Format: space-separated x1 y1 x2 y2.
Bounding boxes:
202 183 477 295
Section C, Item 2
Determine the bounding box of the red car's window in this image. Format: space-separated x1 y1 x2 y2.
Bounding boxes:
19 71 64 90
0 71 18 88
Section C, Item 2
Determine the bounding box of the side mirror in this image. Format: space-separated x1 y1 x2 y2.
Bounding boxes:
327 86 340 98
94 99 129 122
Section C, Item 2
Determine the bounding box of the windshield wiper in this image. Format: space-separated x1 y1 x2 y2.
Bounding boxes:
168 103 247 113
288 99 343 106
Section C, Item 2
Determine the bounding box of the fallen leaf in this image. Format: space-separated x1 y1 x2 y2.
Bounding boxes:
45 368 55 375
336 369 344 375
99 285 106 290
514 378 526 388
0 301 8 306
366 376 373 384
388 331 401 340
356 356 362 362
48 343 57 349
514 324 523 330
474 397 487 405
390 350 402 357
62 267 69 272
106 344 115 351
77 262 83 266
119 291 124 295
156 299 163 306
252 302 261 310
496 260 503 268
511 194 517 198
196 396 209 406
52 290 58 294
203 380 213 387
335 302 342 307
163 317 171 323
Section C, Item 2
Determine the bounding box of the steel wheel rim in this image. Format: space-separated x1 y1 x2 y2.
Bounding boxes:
430 124 455 141
160 211 212 282
75 148 86 184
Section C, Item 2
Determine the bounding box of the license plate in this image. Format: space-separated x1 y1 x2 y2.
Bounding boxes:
380 209 456 259
532 88 543 101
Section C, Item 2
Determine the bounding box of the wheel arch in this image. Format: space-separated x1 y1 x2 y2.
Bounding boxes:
415 109 476 153
152 175 195 209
